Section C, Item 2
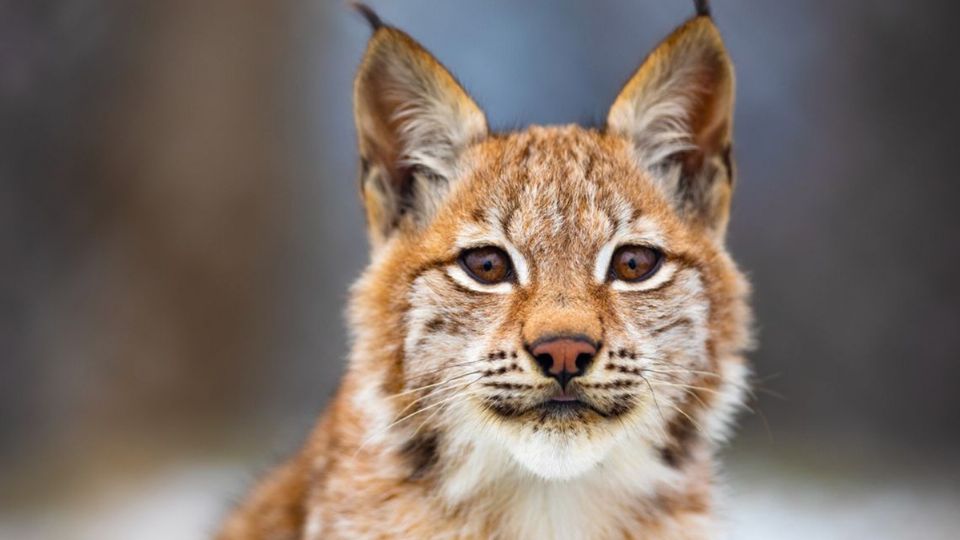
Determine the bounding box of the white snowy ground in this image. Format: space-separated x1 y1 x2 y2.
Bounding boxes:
721 451 960 540
2 451 958 540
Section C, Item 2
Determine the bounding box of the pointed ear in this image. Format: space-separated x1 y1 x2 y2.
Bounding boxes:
607 16 736 239
353 24 488 248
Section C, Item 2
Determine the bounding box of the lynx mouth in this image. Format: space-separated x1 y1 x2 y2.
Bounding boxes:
484 395 631 421
533 399 594 418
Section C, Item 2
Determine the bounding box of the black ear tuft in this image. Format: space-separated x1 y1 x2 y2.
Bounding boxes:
694 0 711 17
352 2 385 31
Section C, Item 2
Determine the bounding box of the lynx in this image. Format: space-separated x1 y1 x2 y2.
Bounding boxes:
219 1 752 538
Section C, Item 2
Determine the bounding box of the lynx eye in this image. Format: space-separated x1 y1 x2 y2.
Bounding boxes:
609 245 662 282
458 246 513 285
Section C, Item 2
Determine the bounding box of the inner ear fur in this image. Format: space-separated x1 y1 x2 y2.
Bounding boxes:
607 16 736 238
353 24 487 249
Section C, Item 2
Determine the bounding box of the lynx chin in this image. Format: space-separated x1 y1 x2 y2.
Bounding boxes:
219 2 753 538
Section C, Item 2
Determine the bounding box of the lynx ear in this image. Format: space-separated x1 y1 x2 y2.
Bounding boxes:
353 16 488 248
607 15 735 238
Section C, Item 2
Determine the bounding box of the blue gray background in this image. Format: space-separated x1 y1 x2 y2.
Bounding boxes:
2 1 958 538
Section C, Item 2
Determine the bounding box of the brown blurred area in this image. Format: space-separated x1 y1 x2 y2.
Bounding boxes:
1 0 293 495
2 1 960 539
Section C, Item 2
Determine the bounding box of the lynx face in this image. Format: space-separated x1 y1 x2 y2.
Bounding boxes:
351 14 750 483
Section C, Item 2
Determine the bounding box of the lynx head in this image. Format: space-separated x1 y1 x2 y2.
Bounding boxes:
347 6 751 484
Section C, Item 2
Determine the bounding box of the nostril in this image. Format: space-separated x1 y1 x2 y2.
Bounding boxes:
535 353 554 375
575 352 593 374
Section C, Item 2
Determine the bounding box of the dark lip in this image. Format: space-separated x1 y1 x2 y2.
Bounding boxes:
534 399 606 417
484 395 625 420
544 399 587 409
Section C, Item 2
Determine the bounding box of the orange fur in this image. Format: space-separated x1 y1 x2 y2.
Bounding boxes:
219 9 751 540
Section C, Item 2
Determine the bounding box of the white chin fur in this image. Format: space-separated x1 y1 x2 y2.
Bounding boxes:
505 430 615 481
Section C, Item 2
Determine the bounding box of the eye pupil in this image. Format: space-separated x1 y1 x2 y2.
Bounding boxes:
627 258 637 270
483 261 493 272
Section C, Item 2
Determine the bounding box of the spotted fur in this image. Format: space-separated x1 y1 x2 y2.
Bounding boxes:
219 6 751 540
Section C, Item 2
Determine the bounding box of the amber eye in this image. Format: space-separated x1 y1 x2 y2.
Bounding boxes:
458 246 513 285
609 245 662 282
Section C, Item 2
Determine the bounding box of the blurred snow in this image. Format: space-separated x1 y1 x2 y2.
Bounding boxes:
0 464 241 540
724 457 960 540
2 455 958 540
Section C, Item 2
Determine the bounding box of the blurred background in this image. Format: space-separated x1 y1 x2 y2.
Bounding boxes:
2 1 959 538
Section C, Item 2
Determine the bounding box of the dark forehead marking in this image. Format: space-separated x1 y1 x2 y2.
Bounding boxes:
581 151 596 184
518 138 534 169
470 207 486 223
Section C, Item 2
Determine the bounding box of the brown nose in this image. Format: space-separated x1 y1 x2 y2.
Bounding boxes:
530 336 598 389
